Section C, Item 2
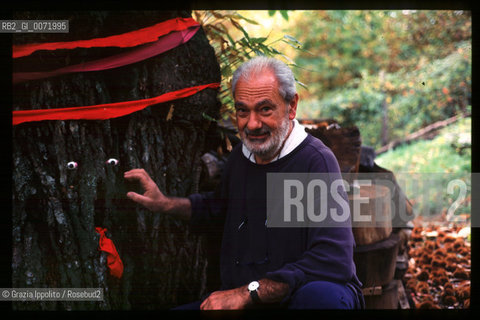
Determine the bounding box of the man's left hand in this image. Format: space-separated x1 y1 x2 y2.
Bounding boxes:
200 287 251 310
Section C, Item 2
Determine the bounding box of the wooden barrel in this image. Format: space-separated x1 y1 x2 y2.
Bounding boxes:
349 184 392 246
354 232 400 288
363 279 399 309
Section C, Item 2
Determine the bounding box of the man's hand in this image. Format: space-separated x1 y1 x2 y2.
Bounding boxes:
124 169 169 212
200 279 289 310
124 169 192 220
200 287 251 310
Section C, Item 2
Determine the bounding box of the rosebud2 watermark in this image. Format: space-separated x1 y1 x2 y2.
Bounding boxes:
266 172 472 228
0 288 103 301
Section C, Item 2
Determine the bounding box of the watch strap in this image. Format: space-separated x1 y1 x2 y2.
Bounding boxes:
249 287 261 304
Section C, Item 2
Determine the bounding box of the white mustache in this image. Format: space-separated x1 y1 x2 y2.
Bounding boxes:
244 127 271 136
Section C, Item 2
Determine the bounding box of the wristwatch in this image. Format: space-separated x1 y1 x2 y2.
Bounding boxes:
248 280 261 304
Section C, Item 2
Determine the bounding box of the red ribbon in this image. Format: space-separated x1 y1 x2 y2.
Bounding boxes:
13 26 200 85
95 227 124 279
13 17 199 59
12 82 220 126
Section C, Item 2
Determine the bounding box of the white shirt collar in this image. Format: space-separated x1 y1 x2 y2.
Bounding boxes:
242 118 308 163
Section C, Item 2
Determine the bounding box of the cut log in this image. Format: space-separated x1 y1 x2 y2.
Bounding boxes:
349 184 392 246
354 232 400 288
302 121 362 176
358 163 415 228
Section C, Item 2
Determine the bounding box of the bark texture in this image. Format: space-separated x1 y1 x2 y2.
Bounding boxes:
12 10 221 310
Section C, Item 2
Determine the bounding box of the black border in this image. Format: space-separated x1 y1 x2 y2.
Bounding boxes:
1 1 475 318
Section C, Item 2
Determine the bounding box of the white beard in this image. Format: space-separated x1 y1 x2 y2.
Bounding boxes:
241 116 291 160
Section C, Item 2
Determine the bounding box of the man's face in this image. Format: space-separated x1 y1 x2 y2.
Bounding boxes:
234 69 297 160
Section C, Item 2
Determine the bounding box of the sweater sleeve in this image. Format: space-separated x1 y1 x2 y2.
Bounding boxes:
187 152 233 229
188 189 227 228
264 143 357 302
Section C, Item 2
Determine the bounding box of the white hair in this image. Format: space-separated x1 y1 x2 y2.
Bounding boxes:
232 56 297 104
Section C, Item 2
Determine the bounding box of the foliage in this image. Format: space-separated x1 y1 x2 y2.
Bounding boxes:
268 10 290 21
193 10 305 122
375 117 471 218
290 10 471 149
376 117 471 173
303 42 471 148
193 10 471 153
293 10 471 99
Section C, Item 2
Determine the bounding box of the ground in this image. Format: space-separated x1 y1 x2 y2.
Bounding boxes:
403 216 470 309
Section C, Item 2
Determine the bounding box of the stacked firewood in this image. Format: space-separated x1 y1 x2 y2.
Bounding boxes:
404 224 470 309
301 119 362 175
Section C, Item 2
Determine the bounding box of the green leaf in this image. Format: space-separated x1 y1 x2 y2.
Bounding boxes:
280 10 289 21
296 80 308 89
281 39 314 55
202 112 218 122
250 37 268 44
225 33 236 46
230 18 250 41
280 53 294 64
283 34 302 45
236 13 260 25
268 10 276 17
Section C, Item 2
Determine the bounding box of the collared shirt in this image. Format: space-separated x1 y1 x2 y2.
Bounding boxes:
242 118 308 163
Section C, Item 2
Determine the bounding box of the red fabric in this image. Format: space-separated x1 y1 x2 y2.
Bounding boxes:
95 227 124 279
12 82 220 126
13 26 200 84
13 17 199 58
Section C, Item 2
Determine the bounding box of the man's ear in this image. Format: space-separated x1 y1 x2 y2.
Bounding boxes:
288 93 299 120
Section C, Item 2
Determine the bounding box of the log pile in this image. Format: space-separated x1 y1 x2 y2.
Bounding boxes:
404 223 470 309
300 119 362 175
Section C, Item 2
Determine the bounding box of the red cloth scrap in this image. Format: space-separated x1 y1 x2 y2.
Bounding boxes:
13 26 200 85
12 82 220 126
13 17 199 58
95 227 124 279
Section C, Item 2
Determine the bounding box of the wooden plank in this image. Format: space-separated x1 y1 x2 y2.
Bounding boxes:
397 280 410 309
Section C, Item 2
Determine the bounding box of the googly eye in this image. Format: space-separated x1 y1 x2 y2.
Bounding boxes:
106 158 119 166
67 161 78 170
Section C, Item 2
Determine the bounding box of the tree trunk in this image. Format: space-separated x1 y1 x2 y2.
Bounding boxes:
379 70 389 147
12 10 221 310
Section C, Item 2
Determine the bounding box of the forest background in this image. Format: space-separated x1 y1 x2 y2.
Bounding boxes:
194 10 472 219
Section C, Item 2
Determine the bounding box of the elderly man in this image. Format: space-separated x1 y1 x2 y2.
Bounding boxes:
124 57 364 309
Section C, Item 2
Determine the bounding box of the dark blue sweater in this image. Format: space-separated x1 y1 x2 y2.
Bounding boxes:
188 134 363 302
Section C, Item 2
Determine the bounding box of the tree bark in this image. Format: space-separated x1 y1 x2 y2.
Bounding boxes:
12 10 221 310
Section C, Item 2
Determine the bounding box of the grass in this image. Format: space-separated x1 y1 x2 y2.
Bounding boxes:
376 117 471 173
375 117 471 221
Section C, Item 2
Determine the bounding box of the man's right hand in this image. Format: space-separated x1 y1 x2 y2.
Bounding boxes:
124 169 169 213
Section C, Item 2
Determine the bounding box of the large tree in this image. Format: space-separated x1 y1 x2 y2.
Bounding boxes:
12 10 221 310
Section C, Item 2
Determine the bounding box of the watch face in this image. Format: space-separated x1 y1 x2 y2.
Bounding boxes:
248 281 259 291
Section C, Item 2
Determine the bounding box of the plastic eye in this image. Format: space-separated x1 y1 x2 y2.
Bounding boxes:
67 161 78 170
106 158 119 166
